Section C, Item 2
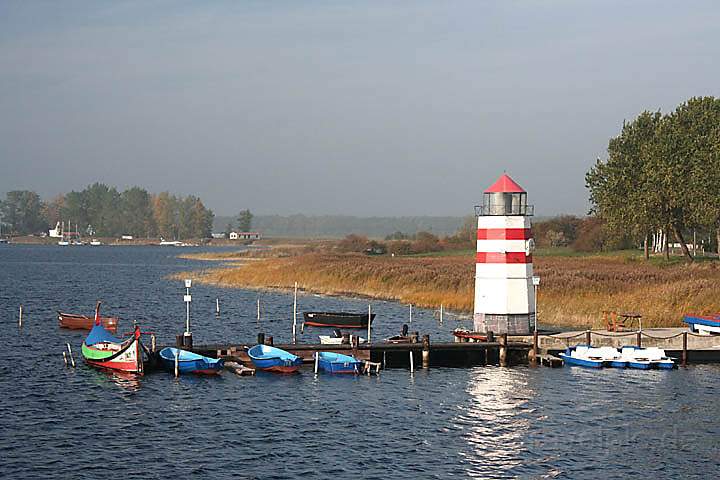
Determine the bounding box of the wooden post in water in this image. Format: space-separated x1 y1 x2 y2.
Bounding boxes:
18 305 23 328
682 331 688 367
422 334 430 369
636 331 642 348
63 351 68 367
292 282 298 344
174 349 179 378
409 350 414 373
314 351 319 374
531 329 539 367
409 304 413 324
216 298 220 316
367 304 372 344
151 334 157 353
585 330 591 346
439 304 444 325
499 333 507 367
266 336 273 346
257 298 261 322
257 333 265 345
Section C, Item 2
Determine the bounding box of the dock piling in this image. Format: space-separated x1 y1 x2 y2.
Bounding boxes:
19 305 23 328
266 336 273 346
409 304 413 324
636 331 642 348
682 331 688 367
439 304 443 325
499 334 507 367
409 350 414 373
292 282 298 344
256 298 260 322
257 333 265 345
422 334 430 368
585 329 591 346
216 298 220 316
63 351 68 367
151 334 156 353
367 304 372 344
531 329 538 367
314 352 319 375
174 349 179 378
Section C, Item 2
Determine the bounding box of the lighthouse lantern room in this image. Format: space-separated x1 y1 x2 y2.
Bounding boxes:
473 173 535 335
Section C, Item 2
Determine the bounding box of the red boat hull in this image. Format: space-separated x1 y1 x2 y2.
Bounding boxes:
58 312 118 333
257 365 300 374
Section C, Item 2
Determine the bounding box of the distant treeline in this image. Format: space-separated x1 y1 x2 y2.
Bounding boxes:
0 183 214 239
213 214 465 238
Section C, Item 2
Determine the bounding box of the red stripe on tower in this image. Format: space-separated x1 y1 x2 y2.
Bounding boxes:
476 228 532 240
476 252 532 264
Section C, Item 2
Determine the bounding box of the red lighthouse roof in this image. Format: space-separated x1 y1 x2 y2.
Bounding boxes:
484 173 526 193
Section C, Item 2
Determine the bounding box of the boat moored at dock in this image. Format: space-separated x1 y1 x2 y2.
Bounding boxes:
317 352 363 374
620 346 675 370
159 347 224 375
559 345 605 368
683 314 720 335
247 344 303 373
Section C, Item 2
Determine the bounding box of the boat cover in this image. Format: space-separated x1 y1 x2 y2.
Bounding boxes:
84 322 122 346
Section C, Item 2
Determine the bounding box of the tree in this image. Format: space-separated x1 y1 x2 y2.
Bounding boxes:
121 187 155 237
587 111 664 259
237 209 253 232
153 192 178 239
0 191 47 234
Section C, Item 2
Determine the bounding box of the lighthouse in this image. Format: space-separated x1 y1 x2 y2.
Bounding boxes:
473 173 535 335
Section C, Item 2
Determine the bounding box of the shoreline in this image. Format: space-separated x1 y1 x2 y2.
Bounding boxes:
170 249 720 329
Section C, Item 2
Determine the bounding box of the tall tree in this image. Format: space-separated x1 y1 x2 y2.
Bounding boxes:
237 209 253 231
0 191 47 234
121 187 155 238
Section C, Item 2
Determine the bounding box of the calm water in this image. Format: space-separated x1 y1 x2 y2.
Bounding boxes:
1 245 718 479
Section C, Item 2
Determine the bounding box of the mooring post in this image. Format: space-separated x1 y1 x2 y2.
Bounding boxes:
151 334 157 353
314 351 319 375
409 349 414 373
18 305 23 328
409 304 413 324
487 331 495 342
266 335 273 346
585 329 591 346
63 351 68 367
292 282 298 344
257 332 265 345
257 298 261 322
531 329 539 367
636 331 642 348
216 298 220 316
422 334 430 369
367 304 372 344
682 331 688 367
66 343 76 368
439 304 444 325
499 333 507 367
174 349 179 378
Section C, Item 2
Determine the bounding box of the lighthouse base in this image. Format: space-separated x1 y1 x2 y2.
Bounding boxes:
473 313 532 335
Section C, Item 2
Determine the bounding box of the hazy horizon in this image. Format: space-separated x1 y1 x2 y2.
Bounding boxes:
2 1 719 217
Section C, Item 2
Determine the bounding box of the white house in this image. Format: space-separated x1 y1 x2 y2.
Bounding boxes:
229 231 261 241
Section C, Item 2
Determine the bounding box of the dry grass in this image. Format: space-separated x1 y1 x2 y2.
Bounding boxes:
171 250 720 328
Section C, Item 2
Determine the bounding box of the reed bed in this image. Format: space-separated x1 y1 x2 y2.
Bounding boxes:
172 251 720 328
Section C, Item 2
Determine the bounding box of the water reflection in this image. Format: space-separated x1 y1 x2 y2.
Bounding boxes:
455 367 534 478
90 369 142 392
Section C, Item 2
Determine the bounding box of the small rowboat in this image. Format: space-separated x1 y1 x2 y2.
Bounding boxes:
317 352 363 374
303 311 375 328
620 346 675 370
452 329 488 342
58 311 118 333
247 345 303 373
683 314 720 335
559 345 605 368
159 348 224 375
81 303 147 375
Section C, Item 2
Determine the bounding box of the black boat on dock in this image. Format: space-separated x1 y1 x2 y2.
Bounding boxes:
303 311 376 328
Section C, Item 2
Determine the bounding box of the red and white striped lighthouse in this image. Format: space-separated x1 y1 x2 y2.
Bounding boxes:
473 173 535 334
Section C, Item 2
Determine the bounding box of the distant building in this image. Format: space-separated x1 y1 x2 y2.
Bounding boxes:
229 231 261 241
211 233 226 239
121 235 134 240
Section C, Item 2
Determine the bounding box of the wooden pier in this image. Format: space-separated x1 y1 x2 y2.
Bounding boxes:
169 327 720 371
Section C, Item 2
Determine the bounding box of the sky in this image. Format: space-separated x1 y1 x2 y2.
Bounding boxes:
1 1 719 217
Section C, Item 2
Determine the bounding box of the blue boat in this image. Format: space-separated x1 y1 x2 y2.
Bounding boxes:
620 346 675 370
317 352 363 374
159 347 224 375
558 345 604 368
247 345 303 373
